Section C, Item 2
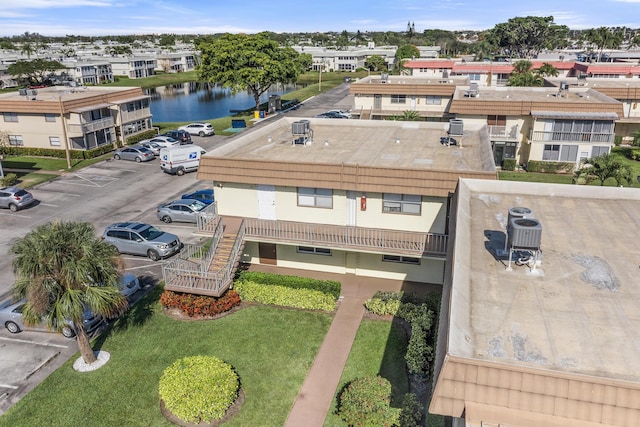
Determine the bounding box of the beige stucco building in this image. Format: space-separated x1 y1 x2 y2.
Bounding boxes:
431 179 640 426
0 86 152 151
162 117 497 296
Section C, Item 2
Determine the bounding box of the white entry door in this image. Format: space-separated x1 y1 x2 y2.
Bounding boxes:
257 185 276 220
346 191 356 226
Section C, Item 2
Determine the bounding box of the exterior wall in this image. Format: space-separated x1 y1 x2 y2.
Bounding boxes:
242 241 446 284
214 182 447 234
2 112 65 149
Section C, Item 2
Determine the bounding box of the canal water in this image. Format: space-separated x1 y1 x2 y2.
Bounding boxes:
146 82 300 123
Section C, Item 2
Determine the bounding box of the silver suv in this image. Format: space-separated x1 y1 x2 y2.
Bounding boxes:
0 186 34 211
101 222 182 261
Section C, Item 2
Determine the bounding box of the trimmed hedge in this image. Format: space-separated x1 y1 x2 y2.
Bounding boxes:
526 160 574 174
501 158 516 171
125 129 157 145
235 271 341 299
338 376 399 427
159 356 239 424
234 280 337 312
364 292 438 379
0 143 115 160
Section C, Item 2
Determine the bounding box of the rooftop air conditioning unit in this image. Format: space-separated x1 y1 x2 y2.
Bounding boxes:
448 119 464 136
508 218 542 250
508 207 534 224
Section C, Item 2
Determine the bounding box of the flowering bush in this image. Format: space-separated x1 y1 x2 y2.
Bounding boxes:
159 289 241 317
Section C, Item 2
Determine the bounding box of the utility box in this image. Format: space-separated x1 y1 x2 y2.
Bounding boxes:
268 95 282 113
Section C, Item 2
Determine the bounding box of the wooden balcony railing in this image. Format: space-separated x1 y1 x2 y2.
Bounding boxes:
244 218 447 257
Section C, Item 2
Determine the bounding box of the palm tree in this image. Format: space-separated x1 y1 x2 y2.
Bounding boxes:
10 220 127 365
573 153 633 186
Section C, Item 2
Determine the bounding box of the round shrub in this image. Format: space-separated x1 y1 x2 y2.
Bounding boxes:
338 376 399 427
159 356 239 424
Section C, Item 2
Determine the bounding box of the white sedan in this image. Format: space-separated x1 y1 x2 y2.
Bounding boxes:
140 136 180 149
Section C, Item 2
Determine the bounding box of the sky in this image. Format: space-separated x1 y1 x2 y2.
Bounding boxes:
0 0 639 37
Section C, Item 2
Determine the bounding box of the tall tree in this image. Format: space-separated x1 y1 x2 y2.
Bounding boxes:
10 221 127 364
197 32 309 112
573 154 633 186
485 16 569 58
19 42 35 59
365 54 387 72
583 27 624 62
507 60 545 86
8 59 64 86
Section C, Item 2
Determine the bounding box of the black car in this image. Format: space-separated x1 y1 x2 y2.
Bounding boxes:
161 129 192 144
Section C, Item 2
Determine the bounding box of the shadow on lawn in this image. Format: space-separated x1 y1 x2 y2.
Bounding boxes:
92 275 162 350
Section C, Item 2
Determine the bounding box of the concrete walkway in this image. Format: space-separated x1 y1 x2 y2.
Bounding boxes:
251 265 438 427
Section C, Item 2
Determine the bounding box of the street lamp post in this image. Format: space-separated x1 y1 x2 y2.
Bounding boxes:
58 92 72 169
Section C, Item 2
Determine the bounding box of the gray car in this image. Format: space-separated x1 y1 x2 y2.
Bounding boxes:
0 299 105 338
101 221 182 261
113 145 155 162
0 186 34 211
157 199 207 223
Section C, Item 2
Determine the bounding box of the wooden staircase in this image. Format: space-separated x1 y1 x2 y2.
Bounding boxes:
209 217 244 274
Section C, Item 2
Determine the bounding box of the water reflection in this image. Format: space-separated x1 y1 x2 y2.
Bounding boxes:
146 82 301 123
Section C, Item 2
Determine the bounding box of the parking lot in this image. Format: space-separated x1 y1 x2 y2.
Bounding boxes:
0 134 225 414
0 84 353 415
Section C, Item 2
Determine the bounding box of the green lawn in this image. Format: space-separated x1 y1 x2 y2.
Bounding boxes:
324 319 409 427
2 155 112 188
0 287 334 427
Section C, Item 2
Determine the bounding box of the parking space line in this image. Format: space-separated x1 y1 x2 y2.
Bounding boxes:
0 336 69 349
0 384 18 390
38 203 58 207
0 212 30 219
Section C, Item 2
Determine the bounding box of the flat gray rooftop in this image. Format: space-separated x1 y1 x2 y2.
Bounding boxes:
206 117 495 172
453 85 617 103
451 179 640 382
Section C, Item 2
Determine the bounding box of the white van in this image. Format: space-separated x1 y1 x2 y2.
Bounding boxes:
160 145 204 176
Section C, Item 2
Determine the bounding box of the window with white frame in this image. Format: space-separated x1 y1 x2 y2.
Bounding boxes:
9 135 23 146
390 94 406 104
45 113 56 122
592 146 610 157
426 95 441 105
297 187 333 208
382 193 421 214
468 73 481 81
49 136 61 146
297 246 332 256
382 255 420 265
3 112 18 122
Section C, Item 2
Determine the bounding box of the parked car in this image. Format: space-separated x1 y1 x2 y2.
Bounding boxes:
157 199 208 223
0 186 34 212
117 273 141 299
140 136 180 149
113 145 155 162
314 111 350 119
181 189 215 205
161 129 192 144
0 299 105 338
101 222 182 261
325 109 352 118
179 122 215 137
139 141 162 156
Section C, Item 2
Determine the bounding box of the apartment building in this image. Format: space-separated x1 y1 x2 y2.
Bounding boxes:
431 179 640 427
351 75 624 167
62 60 114 85
109 56 157 79
449 85 622 167
0 86 152 151
156 52 197 73
350 74 467 120
162 117 497 296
